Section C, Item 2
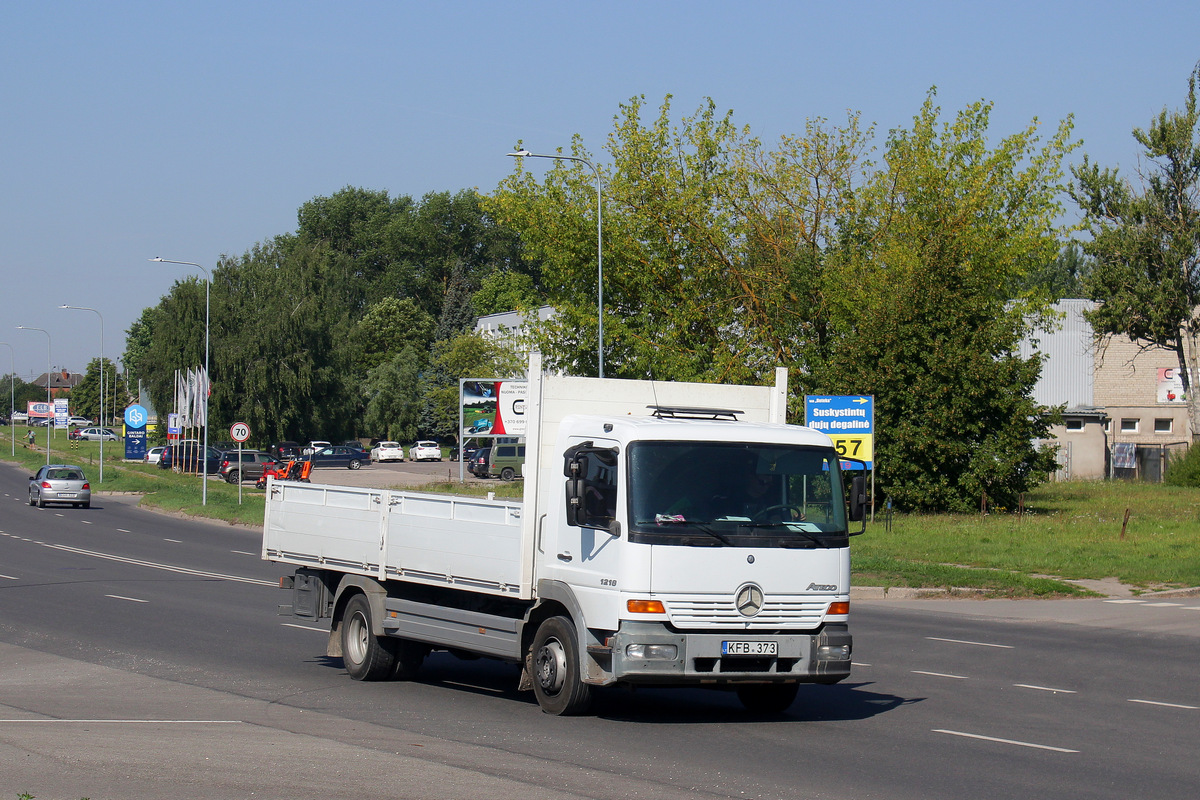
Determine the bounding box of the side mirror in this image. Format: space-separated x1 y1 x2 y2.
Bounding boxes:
848 475 868 522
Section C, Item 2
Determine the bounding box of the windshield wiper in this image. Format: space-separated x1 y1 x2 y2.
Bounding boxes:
736 521 826 547
653 516 733 546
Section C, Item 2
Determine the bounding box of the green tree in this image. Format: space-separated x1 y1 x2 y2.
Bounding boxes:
823 94 1075 510
70 357 125 425
472 270 541 316
350 297 434 374
363 345 422 442
1071 64 1200 438
419 331 525 442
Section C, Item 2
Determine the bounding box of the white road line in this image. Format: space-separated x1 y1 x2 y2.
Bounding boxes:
282 623 326 633
41 543 276 586
0 718 241 724
116 528 131 533
933 729 1079 753
105 594 148 603
851 662 872 667
913 670 969 680
1014 683 1077 694
80 520 93 525
163 538 182 543
926 637 1013 649
1143 602 1182 607
1104 599 1145 604
230 550 256 556
0 574 17 580
1128 698 1199 710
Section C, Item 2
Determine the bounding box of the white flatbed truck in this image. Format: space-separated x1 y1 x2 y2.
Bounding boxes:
263 355 865 714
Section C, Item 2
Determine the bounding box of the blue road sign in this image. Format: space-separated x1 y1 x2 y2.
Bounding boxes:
805 395 874 469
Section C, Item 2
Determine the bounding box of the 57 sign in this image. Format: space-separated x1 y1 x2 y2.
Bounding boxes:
831 435 873 463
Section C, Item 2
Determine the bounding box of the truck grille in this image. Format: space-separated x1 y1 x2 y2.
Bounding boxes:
664 596 828 630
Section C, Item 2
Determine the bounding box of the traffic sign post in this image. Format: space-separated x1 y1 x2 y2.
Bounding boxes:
230 422 250 504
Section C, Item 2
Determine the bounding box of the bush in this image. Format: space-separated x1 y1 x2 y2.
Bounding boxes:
1164 444 1200 487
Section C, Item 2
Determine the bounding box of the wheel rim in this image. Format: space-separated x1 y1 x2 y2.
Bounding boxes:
535 637 567 695
346 610 370 665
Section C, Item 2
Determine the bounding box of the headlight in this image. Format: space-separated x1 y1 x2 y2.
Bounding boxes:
625 643 679 660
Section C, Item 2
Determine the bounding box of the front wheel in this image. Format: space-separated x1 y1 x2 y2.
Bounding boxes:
340 595 395 681
530 616 592 715
736 683 799 715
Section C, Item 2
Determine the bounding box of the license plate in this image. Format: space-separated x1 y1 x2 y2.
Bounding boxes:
59 493 76 498
722 640 778 656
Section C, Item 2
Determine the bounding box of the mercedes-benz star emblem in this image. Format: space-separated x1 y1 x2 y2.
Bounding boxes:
735 583 765 617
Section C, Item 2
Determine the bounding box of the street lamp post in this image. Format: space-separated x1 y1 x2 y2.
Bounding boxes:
507 149 605 378
16 326 52 466
60 305 105 483
150 257 211 506
0 342 14 457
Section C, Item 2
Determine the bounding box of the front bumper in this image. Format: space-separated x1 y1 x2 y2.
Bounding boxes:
595 621 852 686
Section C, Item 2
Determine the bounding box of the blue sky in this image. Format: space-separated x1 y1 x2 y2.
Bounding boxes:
1 0 1197 381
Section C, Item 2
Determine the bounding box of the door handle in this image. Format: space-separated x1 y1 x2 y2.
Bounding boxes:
557 552 573 562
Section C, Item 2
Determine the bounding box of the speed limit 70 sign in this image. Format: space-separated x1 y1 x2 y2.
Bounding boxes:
230 422 251 443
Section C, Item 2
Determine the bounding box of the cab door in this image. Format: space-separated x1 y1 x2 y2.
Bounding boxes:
544 438 626 629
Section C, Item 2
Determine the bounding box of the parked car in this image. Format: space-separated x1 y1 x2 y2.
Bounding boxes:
410 440 442 461
269 441 303 462
67 416 93 427
159 442 223 475
303 440 332 456
28 464 91 509
218 450 279 484
29 417 53 426
75 427 119 442
143 446 166 466
469 447 491 478
307 446 368 470
487 442 526 481
370 441 405 462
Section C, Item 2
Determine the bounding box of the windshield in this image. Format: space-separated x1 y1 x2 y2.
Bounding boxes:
628 441 849 547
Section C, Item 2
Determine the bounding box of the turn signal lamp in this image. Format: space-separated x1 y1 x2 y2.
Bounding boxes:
827 601 850 616
626 599 665 614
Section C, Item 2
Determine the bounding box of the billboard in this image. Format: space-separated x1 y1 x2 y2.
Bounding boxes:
805 395 875 470
460 379 528 438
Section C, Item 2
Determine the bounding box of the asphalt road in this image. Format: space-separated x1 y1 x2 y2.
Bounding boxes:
1 461 1198 799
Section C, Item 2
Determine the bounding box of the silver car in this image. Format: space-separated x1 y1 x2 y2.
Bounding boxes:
29 464 92 509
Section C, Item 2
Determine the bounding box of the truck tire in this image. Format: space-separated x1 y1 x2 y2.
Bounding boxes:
225 470 241 484
530 616 592 715
340 595 395 681
736 683 799 715
500 467 515 481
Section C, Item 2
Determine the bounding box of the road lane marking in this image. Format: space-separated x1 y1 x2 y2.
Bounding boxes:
0 574 17 580
1128 698 1198 710
1104 599 1145 604
41 543 276 586
81 520 93 525
282 623 327 633
851 662 872 667
231 550 256 556
1015 684 1077 694
0 718 241 724
933 729 1079 753
163 538 182 543
116 529 131 533
1142 602 1182 607
105 594 149 603
913 670 969 680
926 637 1013 649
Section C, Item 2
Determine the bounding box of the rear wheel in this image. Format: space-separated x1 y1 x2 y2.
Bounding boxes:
340 595 395 681
500 467 515 481
225 470 241 484
348 459 362 470
736 683 799 714
530 616 592 715
28 490 35 506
